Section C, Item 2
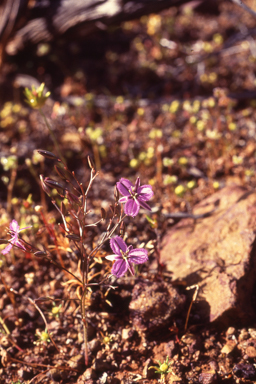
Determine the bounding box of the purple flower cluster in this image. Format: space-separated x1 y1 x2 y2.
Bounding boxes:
2 220 31 255
106 236 148 278
117 177 153 217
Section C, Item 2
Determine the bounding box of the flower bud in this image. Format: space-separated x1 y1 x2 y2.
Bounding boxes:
54 165 70 180
101 207 106 220
34 205 43 212
37 150 60 161
24 83 51 109
114 185 119 202
109 204 115 215
160 363 168 372
44 177 65 191
175 185 185 197
40 175 51 195
66 234 81 241
87 156 95 170
66 191 81 205
119 221 126 237
34 251 48 256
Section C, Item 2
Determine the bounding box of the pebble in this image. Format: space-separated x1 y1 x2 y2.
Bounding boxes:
129 280 185 334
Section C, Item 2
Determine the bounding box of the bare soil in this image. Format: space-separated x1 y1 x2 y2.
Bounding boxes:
1 1 256 383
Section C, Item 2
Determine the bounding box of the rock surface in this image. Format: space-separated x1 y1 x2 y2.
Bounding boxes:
129 280 186 333
159 185 256 324
0 0 193 60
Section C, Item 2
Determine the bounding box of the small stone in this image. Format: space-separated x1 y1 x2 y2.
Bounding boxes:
0 335 10 347
198 370 218 384
83 368 97 380
68 354 84 369
142 358 155 379
233 363 256 380
238 329 249 342
122 341 130 353
107 378 120 384
88 338 101 353
168 372 182 383
209 361 218 371
121 327 133 340
129 360 138 370
249 328 256 338
98 372 107 384
153 341 176 362
246 345 256 358
129 280 185 334
93 357 113 372
226 327 236 337
221 339 237 355
119 359 127 369
77 374 94 384
47 368 64 380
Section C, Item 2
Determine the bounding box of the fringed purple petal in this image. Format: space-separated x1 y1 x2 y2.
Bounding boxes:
138 199 152 211
111 259 128 277
128 248 148 264
9 220 19 232
2 220 30 255
124 199 140 217
20 226 32 231
14 239 26 251
116 178 133 196
105 254 120 261
137 185 154 201
110 236 127 255
1 243 13 255
119 196 129 203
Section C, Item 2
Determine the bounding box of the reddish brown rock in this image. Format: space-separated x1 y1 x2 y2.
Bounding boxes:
129 280 185 334
159 185 256 324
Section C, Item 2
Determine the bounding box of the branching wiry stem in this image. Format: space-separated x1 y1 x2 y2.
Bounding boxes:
36 149 134 367
37 253 83 285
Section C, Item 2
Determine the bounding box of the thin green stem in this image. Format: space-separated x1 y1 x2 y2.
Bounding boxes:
31 248 83 285
81 288 88 365
39 109 66 165
81 185 89 365
27 297 60 352
92 143 101 171
0 315 10 334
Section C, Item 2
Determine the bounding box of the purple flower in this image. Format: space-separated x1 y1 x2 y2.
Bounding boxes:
1 220 31 255
117 177 154 217
106 236 148 278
